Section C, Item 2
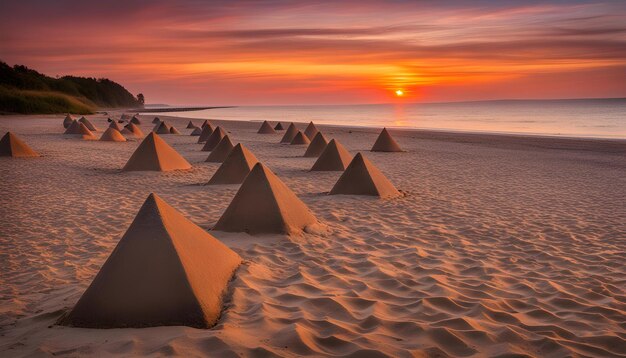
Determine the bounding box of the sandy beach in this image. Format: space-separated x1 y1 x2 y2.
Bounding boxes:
1 113 625 357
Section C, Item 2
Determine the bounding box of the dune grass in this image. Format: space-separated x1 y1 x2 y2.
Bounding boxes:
0 86 96 114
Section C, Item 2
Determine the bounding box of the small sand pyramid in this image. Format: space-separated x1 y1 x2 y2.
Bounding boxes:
371 128 403 152
109 121 122 131
197 124 214 143
190 127 202 136
201 120 209 128
304 132 328 157
186 121 195 128
154 121 171 134
330 153 400 198
64 120 81 134
65 121 96 140
78 117 98 131
152 117 160 123
123 132 191 171
280 123 298 143
290 131 310 145
121 123 144 138
207 143 258 185
311 139 352 171
99 128 127 142
214 163 318 235
206 135 234 163
257 121 276 134
130 116 141 125
59 193 241 328
274 122 284 130
169 126 181 135
304 121 319 140
63 114 74 128
107 118 113 122
0 132 39 157
202 126 226 151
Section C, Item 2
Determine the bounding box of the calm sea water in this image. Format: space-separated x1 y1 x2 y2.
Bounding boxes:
149 98 626 139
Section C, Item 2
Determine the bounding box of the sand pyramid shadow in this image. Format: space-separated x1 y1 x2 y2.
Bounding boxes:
290 131 310 145
100 128 127 142
304 122 319 140
58 193 241 328
202 127 227 151
311 139 352 171
206 135 235 163
258 121 276 134
123 132 191 171
304 132 328 157
371 128 404 152
207 143 258 184
280 123 298 143
214 163 319 235
0 132 39 157
330 153 400 198
198 124 214 143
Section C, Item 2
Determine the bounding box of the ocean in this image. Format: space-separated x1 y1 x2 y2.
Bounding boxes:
147 98 626 139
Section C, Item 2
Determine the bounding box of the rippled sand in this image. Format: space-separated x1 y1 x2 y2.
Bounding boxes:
1 114 625 357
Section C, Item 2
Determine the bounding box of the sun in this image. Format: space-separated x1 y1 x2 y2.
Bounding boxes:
395 89 404 96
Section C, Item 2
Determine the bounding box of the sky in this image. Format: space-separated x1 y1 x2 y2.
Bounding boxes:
1 0 625 105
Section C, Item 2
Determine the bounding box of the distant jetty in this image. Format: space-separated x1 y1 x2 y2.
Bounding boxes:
130 106 235 113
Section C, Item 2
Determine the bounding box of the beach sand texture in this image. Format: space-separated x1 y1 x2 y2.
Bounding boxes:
0 113 625 357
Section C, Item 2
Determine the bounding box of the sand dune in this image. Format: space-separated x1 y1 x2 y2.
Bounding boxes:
0 113 625 357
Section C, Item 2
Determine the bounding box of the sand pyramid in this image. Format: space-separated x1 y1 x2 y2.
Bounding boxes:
130 116 141 125
64 120 82 134
169 126 181 135
290 131 310 145
214 163 318 235
274 122 284 130
154 121 171 134
190 127 202 136
371 128 403 152
100 127 127 142
304 132 328 157
123 132 191 171
0 132 39 158
257 121 276 134
202 126 226 151
65 121 96 140
330 153 400 198
152 117 160 123
121 123 144 138
186 121 196 129
311 139 352 171
63 114 74 128
197 124 214 143
59 193 241 328
304 122 319 140
206 135 234 163
109 121 122 131
78 117 98 131
207 143 258 185
280 123 298 143
201 120 210 128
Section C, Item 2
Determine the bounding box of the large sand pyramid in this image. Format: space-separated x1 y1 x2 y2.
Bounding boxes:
274 122 284 130
207 143 258 185
59 193 241 328
78 117 98 131
123 132 191 171
100 128 127 142
290 131 310 145
130 116 141 125
186 121 196 129
154 121 171 134
121 123 144 138
311 139 352 171
214 163 318 235
280 123 298 143
304 132 328 157
257 121 276 134
202 126 226 151
0 132 39 158
206 135 234 163
197 124 214 143
330 153 400 198
63 114 74 128
65 121 96 140
304 122 319 140
190 127 202 136
371 128 404 152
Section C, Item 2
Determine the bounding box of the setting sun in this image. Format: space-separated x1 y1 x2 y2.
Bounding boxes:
395 90 404 96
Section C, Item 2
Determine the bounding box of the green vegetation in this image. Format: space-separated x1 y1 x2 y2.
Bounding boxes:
0 61 143 114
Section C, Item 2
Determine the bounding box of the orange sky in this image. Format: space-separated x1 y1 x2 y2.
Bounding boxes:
1 0 625 105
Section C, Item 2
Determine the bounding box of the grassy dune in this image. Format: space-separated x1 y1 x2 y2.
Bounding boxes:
0 86 96 114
